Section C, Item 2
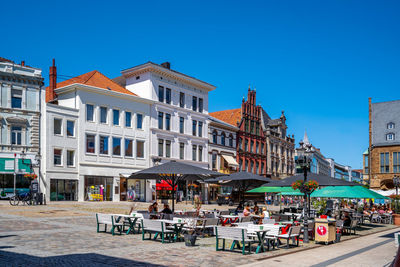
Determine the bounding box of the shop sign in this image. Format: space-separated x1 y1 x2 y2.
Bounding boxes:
5 160 14 170
317 225 327 236
31 180 39 193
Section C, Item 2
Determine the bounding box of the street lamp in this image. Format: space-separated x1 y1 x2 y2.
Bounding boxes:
295 141 313 243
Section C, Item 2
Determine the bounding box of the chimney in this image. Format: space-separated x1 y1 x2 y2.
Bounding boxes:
160 62 171 69
46 59 57 103
21 61 25 66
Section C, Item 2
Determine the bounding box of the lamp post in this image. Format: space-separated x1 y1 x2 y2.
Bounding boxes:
295 141 313 243
393 175 400 213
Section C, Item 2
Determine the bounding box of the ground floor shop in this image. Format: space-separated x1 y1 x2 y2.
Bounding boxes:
120 178 147 202
50 179 78 201
0 173 31 198
84 176 114 201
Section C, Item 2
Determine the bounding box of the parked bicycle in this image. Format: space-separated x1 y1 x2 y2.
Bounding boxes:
9 191 33 206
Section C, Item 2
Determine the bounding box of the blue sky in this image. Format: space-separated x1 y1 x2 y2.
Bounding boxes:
3 0 400 169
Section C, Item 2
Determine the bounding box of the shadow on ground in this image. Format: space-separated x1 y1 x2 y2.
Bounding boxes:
0 250 167 267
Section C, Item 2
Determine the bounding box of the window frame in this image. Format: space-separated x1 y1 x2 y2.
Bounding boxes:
86 104 95 122
125 111 132 128
192 145 197 161
86 134 96 154
158 112 164 130
158 139 164 157
67 150 75 167
179 142 185 160
179 117 184 134
54 148 63 166
192 96 197 111
166 88 171 104
386 133 395 141
125 138 133 158
113 109 120 126
136 140 145 158
136 113 143 130
199 98 203 113
198 121 203 137
166 140 171 158
11 126 23 145
11 89 23 109
112 137 122 156
165 113 171 131
179 92 185 108
54 118 62 136
99 135 109 155
66 120 75 137
198 146 202 162
158 86 164 102
100 106 108 124
192 120 197 136
387 122 395 129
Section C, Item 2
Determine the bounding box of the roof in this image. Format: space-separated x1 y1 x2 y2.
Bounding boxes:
0 57 14 63
209 116 239 130
52 70 136 96
209 108 242 127
260 109 271 130
266 119 282 126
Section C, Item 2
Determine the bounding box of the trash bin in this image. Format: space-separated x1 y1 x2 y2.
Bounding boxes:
35 193 43 205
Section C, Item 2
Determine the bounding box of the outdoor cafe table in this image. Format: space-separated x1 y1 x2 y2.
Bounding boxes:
219 215 242 226
113 214 139 235
236 225 271 254
156 219 186 241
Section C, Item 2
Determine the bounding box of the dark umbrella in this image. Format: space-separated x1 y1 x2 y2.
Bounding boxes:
129 160 225 211
205 171 273 203
261 173 360 187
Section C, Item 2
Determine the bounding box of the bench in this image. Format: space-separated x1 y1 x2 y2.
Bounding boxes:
216 226 254 254
96 213 123 235
141 219 174 243
277 225 301 248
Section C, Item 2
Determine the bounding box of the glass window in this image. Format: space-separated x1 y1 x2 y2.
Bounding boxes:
166 88 171 104
11 89 22 109
67 150 74 166
113 109 120 126
179 92 185 108
179 142 185 159
198 122 203 137
136 140 144 158
213 131 217 144
192 96 197 111
86 134 95 153
100 107 107 123
229 135 233 147
112 137 121 156
137 114 143 129
212 154 217 170
380 152 390 173
256 142 259 153
158 112 164 129
86 104 94 122
125 112 132 127
251 161 254 173
99 136 109 155
394 152 400 173
199 98 203 113
250 141 254 153
158 86 164 102
166 140 171 158
245 139 248 152
158 139 164 157
192 145 197 161
54 149 62 166
388 123 395 129
198 146 202 162
261 162 264 174
67 120 74 137
256 162 259 174
166 114 171 131
386 133 395 141
125 139 133 157
221 133 225 146
11 126 22 145
179 117 184 134
192 120 197 136
54 118 62 135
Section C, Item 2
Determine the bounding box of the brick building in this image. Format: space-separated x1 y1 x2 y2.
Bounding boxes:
210 88 295 179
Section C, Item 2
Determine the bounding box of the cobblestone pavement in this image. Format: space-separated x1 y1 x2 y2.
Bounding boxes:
0 201 398 267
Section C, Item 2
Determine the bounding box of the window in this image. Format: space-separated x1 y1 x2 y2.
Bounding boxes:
199 98 203 113
137 114 143 129
192 145 197 161
261 162 265 174
67 120 74 137
213 131 217 144
54 149 62 166
166 114 171 131
261 143 264 154
11 89 22 108
67 150 74 167
86 104 94 122
158 139 164 157
388 122 395 129
198 146 202 162
386 133 395 141
112 137 121 156
250 141 254 153
251 161 254 173
229 135 233 147
212 154 217 170
192 120 197 136
238 138 242 150
245 139 248 152
54 118 62 135
11 126 22 145
380 152 389 173
125 139 133 157
86 134 95 153
239 159 243 171
245 160 248 172
192 96 197 111
158 112 164 129
179 92 185 108
100 107 108 123
394 152 400 173
113 109 120 126
198 122 203 137
158 86 164 102
221 133 225 146
364 155 369 174
179 143 185 159
125 112 132 127
99 136 109 155
179 117 184 134
166 140 171 158
166 88 171 104
136 140 144 158
256 142 259 153
256 162 259 174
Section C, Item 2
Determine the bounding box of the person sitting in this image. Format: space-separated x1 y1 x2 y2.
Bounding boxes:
148 202 158 214
243 204 251 216
161 204 173 214
387 207 393 214
253 205 260 215
378 206 385 215
148 203 154 213
363 207 371 217
343 211 351 227
235 203 244 214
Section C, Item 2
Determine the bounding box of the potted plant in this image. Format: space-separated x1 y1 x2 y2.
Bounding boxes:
390 195 400 225
292 180 319 194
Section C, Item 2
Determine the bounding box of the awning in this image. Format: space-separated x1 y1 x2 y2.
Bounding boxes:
222 155 239 167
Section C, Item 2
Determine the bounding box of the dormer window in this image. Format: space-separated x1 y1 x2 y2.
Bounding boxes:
386 133 395 141
388 122 395 129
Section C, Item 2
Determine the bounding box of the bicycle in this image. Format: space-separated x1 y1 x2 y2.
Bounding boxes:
9 191 33 206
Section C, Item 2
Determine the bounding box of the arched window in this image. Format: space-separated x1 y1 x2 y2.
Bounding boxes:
229 134 233 147
212 131 217 144
387 122 395 130
221 132 226 146
386 133 395 141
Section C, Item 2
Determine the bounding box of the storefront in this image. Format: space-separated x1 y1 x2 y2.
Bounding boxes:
120 177 146 201
0 158 32 198
84 176 113 201
50 179 78 201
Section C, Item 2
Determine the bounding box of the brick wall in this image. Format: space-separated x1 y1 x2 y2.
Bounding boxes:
370 145 400 189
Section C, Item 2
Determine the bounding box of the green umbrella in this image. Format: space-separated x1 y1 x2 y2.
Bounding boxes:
247 186 299 193
280 191 305 196
310 186 389 199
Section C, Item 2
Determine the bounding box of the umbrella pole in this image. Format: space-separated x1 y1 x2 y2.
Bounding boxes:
172 176 175 212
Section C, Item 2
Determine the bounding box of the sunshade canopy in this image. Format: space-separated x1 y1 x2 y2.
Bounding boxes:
247 186 297 193
262 173 360 187
311 186 389 199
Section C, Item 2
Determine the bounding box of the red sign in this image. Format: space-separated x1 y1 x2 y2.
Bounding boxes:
317 225 327 236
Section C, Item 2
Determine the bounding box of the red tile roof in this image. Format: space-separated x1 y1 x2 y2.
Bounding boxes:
210 108 242 127
52 70 136 96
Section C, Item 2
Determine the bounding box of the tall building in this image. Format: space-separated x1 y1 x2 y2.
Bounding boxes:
0 58 44 198
210 88 295 179
367 98 400 189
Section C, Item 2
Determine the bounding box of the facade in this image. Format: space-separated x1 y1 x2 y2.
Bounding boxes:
113 62 216 201
43 62 153 202
367 98 400 189
210 88 295 179
0 58 44 198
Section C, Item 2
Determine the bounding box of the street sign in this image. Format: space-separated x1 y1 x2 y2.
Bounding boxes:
31 180 39 193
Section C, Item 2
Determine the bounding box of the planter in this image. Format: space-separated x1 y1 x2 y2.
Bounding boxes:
393 214 400 226
184 234 197 246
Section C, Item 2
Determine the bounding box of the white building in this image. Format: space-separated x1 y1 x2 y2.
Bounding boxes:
43 62 153 202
